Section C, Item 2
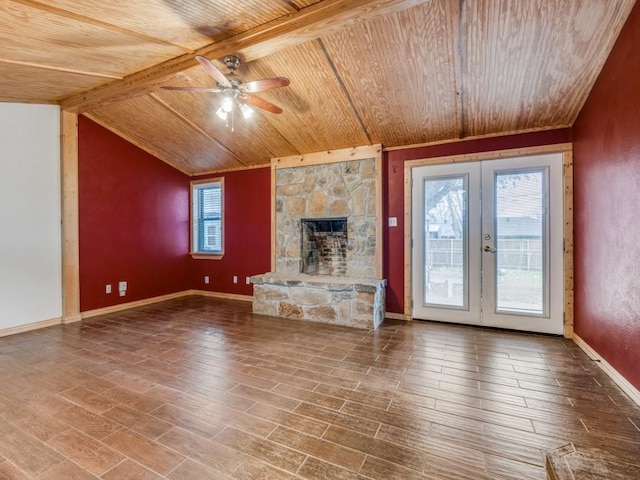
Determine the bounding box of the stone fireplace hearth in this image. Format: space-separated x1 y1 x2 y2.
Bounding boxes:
251 273 386 329
251 146 386 330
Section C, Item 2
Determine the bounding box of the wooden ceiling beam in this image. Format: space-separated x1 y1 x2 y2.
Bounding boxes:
60 0 428 113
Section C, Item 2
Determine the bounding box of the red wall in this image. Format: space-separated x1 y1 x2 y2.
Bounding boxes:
383 129 573 313
572 2 640 390
78 116 191 311
78 115 573 326
190 167 271 296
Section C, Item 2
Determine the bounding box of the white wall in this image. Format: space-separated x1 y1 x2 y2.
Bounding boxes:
0 103 62 329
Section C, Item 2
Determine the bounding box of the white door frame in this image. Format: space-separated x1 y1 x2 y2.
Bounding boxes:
403 144 574 337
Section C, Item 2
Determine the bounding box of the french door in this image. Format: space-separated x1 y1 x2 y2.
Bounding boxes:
411 154 564 334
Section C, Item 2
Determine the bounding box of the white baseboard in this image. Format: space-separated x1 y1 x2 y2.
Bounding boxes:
0 316 61 338
573 334 640 407
385 312 411 321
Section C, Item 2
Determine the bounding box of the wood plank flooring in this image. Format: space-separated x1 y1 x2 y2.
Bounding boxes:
0 296 638 479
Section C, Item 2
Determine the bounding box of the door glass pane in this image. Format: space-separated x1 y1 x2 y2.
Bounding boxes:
423 176 467 308
494 169 546 314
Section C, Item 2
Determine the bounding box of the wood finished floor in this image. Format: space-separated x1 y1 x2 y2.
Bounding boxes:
0 296 638 479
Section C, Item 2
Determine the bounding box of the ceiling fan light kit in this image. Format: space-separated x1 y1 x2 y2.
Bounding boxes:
221 96 234 113
162 54 289 129
215 106 228 121
239 102 253 119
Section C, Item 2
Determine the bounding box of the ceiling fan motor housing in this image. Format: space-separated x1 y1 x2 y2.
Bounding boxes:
223 55 241 73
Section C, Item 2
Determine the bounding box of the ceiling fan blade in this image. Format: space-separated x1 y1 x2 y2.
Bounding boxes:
240 77 290 93
242 94 283 114
161 86 223 93
195 55 231 88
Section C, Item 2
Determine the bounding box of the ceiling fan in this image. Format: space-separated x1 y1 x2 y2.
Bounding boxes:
162 55 290 127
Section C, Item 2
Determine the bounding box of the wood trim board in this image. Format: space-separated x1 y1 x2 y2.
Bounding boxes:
563 149 575 338
192 290 253 302
0 317 62 338
374 152 384 279
272 144 382 169
60 110 81 325
81 290 252 320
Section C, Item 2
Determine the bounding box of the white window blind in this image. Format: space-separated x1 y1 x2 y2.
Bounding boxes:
192 180 223 254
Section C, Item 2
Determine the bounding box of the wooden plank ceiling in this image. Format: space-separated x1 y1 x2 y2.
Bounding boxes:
0 0 635 174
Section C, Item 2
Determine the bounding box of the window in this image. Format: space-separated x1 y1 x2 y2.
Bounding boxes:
191 178 224 257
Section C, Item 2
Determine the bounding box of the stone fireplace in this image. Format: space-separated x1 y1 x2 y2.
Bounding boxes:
251 146 386 329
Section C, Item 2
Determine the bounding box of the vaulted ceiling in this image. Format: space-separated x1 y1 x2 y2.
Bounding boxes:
0 0 635 174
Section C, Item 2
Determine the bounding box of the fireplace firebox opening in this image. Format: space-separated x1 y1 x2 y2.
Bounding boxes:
300 217 348 275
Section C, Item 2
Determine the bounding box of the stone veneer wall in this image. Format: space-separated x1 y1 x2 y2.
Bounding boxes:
275 158 377 278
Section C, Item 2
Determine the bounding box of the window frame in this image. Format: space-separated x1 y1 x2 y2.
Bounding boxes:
190 177 224 259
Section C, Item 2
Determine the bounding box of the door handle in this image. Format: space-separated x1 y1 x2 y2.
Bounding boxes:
483 245 496 253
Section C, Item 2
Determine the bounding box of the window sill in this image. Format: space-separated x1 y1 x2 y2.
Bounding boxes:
190 253 224 260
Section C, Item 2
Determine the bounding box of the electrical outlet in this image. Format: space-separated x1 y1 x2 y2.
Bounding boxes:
246 276 251 285
233 275 238 284
105 284 112 294
118 281 127 290
119 289 125 297
204 276 209 284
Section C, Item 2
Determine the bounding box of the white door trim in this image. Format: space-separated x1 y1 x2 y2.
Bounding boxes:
403 144 573 336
